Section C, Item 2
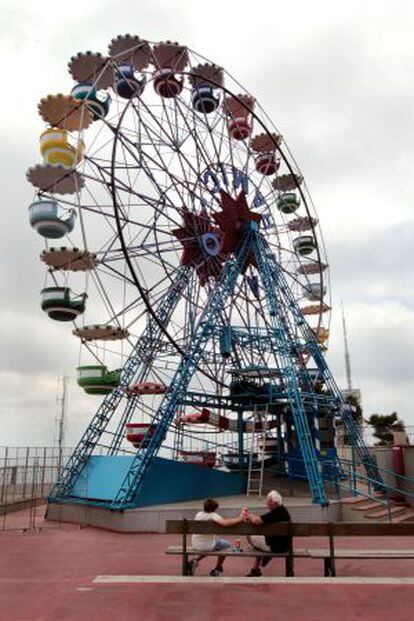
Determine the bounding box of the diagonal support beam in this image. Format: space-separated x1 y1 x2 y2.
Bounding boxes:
48 266 190 502
265 249 382 488
252 233 328 505
110 231 254 510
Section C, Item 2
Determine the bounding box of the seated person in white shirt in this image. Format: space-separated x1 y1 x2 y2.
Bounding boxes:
189 498 245 576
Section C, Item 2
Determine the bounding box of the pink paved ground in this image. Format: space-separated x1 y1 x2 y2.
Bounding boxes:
0 507 413 620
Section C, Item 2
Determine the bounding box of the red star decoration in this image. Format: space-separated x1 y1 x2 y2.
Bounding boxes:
213 190 261 272
172 208 224 285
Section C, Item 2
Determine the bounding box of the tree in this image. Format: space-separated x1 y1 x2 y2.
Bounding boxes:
368 412 406 446
344 393 363 425
335 392 363 446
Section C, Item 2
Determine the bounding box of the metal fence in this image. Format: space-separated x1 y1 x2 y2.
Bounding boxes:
2 426 413 530
0 446 74 531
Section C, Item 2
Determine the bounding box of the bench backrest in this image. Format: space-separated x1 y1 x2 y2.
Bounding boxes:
165 520 414 537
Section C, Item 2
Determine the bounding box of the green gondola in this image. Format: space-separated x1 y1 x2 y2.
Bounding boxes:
277 192 300 214
76 365 121 395
293 235 316 256
41 287 86 321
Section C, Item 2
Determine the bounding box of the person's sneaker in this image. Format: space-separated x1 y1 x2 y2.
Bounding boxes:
246 568 262 577
209 567 223 577
187 559 199 576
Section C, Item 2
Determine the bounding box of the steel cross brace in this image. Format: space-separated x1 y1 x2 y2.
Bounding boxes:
110 231 254 510
262 245 382 487
266 253 382 486
48 266 190 502
252 233 328 505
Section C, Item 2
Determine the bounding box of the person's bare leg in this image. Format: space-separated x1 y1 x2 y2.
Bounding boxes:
246 555 263 576
188 553 205 575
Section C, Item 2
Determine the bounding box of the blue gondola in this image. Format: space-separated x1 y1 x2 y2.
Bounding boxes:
192 85 219 114
114 62 145 99
29 199 76 239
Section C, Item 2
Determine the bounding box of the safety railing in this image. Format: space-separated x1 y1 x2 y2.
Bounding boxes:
269 453 414 523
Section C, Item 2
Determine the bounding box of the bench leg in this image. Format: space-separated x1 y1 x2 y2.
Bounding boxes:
182 553 189 576
285 555 294 577
324 557 336 577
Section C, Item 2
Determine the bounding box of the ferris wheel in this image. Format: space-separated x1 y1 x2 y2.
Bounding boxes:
27 35 377 509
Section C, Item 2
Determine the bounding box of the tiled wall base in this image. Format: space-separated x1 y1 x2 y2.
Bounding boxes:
46 499 342 533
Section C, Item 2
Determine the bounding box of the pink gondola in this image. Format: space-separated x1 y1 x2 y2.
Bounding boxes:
223 94 255 140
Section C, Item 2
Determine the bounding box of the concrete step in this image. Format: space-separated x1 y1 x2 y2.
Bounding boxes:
365 505 407 520
351 501 384 512
341 495 373 505
390 509 414 524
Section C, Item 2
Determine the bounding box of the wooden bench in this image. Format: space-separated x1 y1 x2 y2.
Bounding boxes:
306 523 414 577
166 520 307 576
166 520 414 577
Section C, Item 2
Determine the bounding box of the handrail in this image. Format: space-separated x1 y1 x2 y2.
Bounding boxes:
338 455 414 486
336 460 414 502
268 453 414 523
275 451 414 501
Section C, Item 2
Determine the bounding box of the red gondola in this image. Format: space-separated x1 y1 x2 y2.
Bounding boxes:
179 450 216 468
125 423 157 448
126 382 167 395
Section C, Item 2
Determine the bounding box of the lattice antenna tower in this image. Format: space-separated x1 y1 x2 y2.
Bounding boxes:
341 301 353 392
55 376 68 473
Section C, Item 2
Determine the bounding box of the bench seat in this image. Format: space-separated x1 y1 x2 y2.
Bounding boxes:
308 549 414 576
166 546 309 558
309 549 414 559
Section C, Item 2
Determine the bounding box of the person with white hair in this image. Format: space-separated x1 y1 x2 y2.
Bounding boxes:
245 489 291 577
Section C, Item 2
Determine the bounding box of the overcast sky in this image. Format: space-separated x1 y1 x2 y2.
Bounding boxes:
0 0 413 446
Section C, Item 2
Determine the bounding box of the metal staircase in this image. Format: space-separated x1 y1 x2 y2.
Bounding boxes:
246 407 268 496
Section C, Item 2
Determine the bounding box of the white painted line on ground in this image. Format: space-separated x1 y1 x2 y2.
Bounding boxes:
93 575 414 585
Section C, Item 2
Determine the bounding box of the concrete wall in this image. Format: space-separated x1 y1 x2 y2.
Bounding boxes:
399 446 414 507
369 446 414 507
370 447 395 489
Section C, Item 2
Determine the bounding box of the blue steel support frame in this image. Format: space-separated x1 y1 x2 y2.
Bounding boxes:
110 231 254 510
262 243 382 487
48 266 190 502
252 233 328 505
51 223 381 510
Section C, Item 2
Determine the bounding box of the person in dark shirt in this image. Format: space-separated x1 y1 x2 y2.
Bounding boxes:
245 490 291 577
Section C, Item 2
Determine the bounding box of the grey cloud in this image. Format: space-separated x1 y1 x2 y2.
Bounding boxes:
2 0 414 444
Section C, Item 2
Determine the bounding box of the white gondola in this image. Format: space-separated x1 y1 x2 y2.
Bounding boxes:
29 199 76 239
304 282 326 301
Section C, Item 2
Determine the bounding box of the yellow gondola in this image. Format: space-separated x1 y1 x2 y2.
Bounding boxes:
40 128 84 168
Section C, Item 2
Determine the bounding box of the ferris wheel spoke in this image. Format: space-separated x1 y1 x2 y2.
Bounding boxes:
112 126 190 227
130 97 221 209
